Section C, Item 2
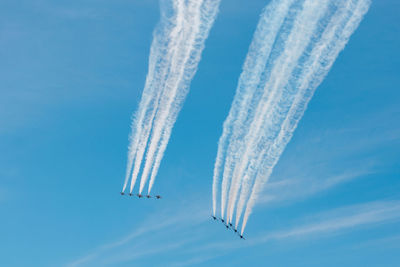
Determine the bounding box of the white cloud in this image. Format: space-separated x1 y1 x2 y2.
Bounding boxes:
257 168 374 206
181 200 400 262
65 201 209 267
261 200 400 241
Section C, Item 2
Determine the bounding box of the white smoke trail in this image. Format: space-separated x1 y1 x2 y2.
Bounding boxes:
137 0 221 194
138 0 205 194
221 0 304 222
226 0 331 224
210 0 370 233
147 0 222 195
123 0 185 193
123 0 221 194
129 0 188 194
214 0 296 219
234 0 359 227
239 0 371 234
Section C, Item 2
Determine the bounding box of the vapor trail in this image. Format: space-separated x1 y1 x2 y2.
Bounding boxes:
128 0 187 194
229 0 340 225
211 0 370 234
234 0 360 227
213 0 296 218
146 0 222 195
225 0 330 224
123 0 186 193
137 0 221 194
123 0 221 194
240 0 371 234
139 0 203 193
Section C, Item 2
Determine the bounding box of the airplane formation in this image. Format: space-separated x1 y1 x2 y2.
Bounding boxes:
120 192 162 199
211 215 245 240
120 193 244 239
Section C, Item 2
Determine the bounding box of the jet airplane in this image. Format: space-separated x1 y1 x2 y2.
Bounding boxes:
146 195 152 199
211 215 217 220
137 194 143 198
155 195 162 199
120 192 125 196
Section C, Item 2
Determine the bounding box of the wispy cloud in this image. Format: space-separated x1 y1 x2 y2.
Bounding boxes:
180 200 400 264
258 168 374 205
67 254 97 267
67 237 197 267
99 237 199 267
65 201 209 267
260 200 400 241
67 195 400 267
255 107 400 207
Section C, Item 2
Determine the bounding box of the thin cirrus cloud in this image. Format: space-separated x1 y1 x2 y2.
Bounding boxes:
257 168 375 205
173 200 400 266
65 201 209 267
66 197 400 266
255 122 399 207
259 200 400 241
255 115 399 207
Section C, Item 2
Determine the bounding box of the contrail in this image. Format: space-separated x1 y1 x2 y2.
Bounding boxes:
139 0 204 194
138 0 221 194
239 0 371 235
146 0 221 195
211 0 370 234
123 0 186 193
123 0 221 194
226 0 331 225
228 0 342 225
213 0 296 219
129 0 187 194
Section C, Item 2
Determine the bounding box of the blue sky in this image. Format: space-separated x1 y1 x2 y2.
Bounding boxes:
1 0 399 266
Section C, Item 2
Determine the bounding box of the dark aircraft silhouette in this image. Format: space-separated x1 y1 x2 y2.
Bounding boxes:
229 223 233 227
146 195 151 199
239 235 245 240
120 192 125 196
129 193 133 196
211 215 217 220
233 229 238 233
137 194 143 198
225 224 229 229
220 218 225 223
155 195 162 199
